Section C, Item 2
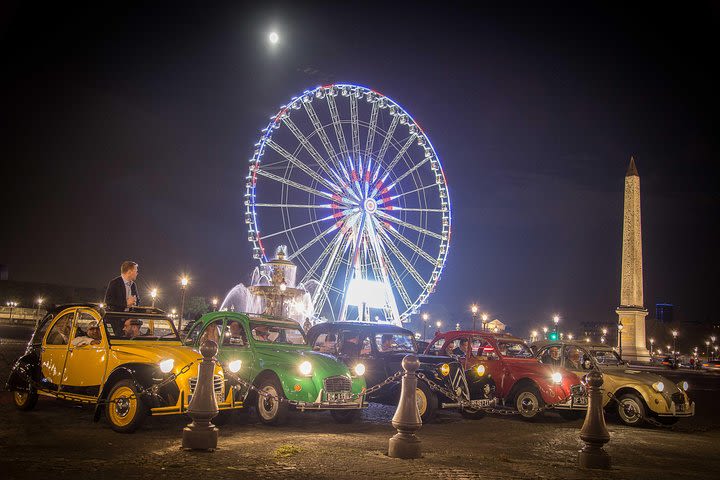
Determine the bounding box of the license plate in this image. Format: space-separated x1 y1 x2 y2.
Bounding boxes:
676 404 685 412
327 392 351 402
469 399 493 408
572 396 588 406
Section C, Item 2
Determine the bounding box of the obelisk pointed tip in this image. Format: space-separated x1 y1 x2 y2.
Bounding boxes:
626 156 638 177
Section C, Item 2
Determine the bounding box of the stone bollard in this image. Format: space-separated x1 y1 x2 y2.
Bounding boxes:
388 354 422 459
578 369 611 469
182 340 219 451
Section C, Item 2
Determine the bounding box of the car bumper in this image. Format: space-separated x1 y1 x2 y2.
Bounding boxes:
294 394 367 411
441 397 496 409
150 388 245 416
656 401 695 418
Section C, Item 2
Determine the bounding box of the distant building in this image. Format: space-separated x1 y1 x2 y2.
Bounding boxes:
655 303 674 323
580 321 618 345
487 319 506 333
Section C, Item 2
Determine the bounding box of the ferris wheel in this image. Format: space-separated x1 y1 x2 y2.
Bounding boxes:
245 84 451 324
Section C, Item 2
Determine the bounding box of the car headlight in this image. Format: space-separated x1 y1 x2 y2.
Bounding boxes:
440 363 450 376
159 358 174 373
299 360 312 376
678 380 689 392
551 372 562 384
476 364 486 376
354 363 366 376
652 381 665 393
228 359 242 373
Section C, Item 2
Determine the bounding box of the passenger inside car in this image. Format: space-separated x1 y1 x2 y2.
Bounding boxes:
223 320 246 346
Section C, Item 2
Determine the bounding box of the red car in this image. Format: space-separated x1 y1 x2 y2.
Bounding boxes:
424 331 586 420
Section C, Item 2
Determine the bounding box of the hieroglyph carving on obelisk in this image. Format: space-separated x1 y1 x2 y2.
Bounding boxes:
616 157 650 361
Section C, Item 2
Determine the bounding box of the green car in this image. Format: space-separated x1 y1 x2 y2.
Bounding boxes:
184 312 366 424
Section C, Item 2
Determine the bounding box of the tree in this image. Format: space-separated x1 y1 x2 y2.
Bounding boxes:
185 296 210 320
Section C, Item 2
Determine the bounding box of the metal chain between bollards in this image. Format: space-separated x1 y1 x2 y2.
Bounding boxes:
604 390 675 429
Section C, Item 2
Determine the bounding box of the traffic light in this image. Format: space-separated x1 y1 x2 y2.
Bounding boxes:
548 331 559 341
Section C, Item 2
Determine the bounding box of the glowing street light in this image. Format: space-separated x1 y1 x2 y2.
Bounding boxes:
552 314 560 335
212 297 219 311
542 326 548 339
531 330 538 342
617 321 624 358
481 313 488 331
456 322 460 331
269 31 279 44
422 313 429 340
672 330 678 361
649 338 655 357
471 304 478 331
567 333 574 341
435 320 442 335
150 288 158 307
179 276 189 328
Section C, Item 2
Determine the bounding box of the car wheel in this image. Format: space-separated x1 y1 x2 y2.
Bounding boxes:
256 377 289 425
330 409 360 424
13 385 38 411
515 386 545 420
416 381 438 423
616 392 647 427
105 380 146 433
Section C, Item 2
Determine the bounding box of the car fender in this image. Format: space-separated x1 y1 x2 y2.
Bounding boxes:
612 384 656 411
5 350 41 392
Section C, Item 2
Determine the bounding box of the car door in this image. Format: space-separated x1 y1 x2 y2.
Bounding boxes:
60 309 107 398
474 337 505 394
40 309 77 390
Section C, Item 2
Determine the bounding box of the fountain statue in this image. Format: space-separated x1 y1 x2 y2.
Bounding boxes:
220 246 316 324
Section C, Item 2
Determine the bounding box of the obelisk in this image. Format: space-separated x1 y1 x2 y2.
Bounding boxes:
616 157 650 361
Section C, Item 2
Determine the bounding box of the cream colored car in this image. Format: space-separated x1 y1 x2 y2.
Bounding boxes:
533 341 694 427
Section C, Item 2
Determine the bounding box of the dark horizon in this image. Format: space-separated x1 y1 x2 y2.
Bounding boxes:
2 2 718 336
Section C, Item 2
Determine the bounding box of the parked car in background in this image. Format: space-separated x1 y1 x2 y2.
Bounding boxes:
701 360 720 372
425 331 585 420
6 304 243 432
185 312 367 424
307 322 496 422
532 341 694 426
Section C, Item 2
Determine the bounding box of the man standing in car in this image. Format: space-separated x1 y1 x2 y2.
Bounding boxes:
104 261 141 311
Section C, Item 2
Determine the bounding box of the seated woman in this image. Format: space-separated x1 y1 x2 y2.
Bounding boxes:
200 324 220 345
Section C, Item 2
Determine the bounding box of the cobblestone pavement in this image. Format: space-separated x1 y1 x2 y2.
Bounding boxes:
2 336 720 479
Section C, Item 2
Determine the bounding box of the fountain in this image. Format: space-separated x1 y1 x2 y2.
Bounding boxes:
220 246 316 324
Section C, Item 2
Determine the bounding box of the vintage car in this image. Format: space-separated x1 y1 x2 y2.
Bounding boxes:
532 341 694 426
6 304 243 432
184 312 367 424
306 322 496 422
424 331 585 420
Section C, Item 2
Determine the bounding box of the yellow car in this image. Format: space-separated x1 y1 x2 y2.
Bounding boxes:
533 341 694 427
6 303 244 432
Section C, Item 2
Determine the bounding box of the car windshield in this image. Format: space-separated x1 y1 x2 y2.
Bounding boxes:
104 315 179 341
375 333 416 353
590 349 624 366
249 322 307 345
497 341 534 358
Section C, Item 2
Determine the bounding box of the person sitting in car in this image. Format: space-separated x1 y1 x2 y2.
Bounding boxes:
339 335 361 357
566 348 581 370
380 334 395 352
452 338 471 357
72 324 102 346
123 318 143 338
542 346 562 367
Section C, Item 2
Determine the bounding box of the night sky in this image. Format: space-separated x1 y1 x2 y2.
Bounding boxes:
1 2 718 334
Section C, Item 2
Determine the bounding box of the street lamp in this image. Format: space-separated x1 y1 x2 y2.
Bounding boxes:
649 338 655 358
179 276 189 329
35 297 44 328
531 330 538 342
481 313 488 331
567 333 574 341
553 314 560 335
435 320 442 335
422 313 429 341
471 304 478 331
705 340 710 360
6 301 17 324
542 326 548 339
150 288 158 307
617 321 624 359
672 330 678 361
212 298 219 311
456 322 460 331
600 336 605 344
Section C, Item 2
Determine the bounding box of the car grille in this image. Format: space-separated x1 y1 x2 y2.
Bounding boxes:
189 375 224 398
671 392 685 405
323 375 351 393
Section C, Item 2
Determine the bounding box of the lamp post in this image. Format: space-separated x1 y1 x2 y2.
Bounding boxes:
35 297 44 328
179 276 189 329
456 322 460 331
553 314 560 336
649 338 655 358
212 298 218 311
542 326 548 340
422 313 429 341
150 288 158 308
435 320 442 336
471 305 478 331
531 330 538 343
705 340 710 361
481 313 488 332
617 322 624 359
6 301 17 324
672 330 678 362
712 336 718 360
568 333 574 341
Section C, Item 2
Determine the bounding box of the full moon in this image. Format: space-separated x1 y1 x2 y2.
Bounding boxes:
269 32 279 44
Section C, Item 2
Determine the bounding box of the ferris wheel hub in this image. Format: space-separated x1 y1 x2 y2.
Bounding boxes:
363 198 378 213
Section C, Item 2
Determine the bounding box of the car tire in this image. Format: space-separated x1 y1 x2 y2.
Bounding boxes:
330 409 360 424
416 380 438 423
13 384 38 411
616 392 647 427
515 385 545 420
105 379 147 433
256 376 289 425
